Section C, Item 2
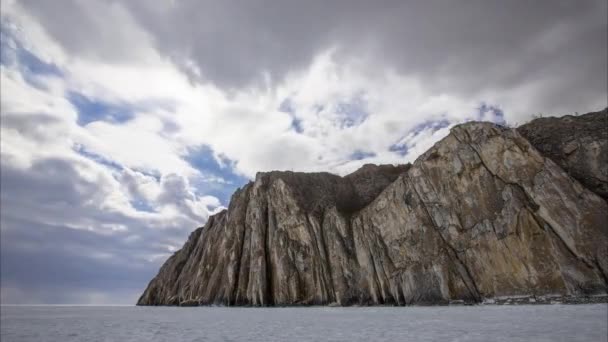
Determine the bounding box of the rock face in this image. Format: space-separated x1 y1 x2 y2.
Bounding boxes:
138 110 608 306
517 108 608 200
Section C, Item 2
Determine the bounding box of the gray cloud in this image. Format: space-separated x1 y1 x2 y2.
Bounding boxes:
13 0 608 119
0 155 201 304
144 0 605 115
17 0 607 115
16 0 153 63
1 216 153 296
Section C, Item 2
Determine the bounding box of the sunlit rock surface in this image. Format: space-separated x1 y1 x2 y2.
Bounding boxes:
138 110 608 306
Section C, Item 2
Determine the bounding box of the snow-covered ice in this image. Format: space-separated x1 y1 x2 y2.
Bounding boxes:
1 304 606 341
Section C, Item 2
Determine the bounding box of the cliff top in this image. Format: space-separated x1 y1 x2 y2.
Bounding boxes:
251 163 411 215
239 109 608 213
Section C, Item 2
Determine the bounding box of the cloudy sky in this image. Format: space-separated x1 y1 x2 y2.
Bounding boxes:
1 0 606 305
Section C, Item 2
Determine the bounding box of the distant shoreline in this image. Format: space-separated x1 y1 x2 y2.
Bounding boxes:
134 294 608 308
3 294 606 308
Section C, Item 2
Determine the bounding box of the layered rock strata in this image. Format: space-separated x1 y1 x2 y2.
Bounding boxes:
138 110 608 306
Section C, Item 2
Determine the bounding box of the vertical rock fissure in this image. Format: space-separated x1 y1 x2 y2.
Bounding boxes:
302 213 323 302
408 177 481 301
359 219 388 304
242 208 255 304
370 228 398 303
231 186 252 305
264 197 274 306
231 224 246 305
186 226 210 304
317 212 337 302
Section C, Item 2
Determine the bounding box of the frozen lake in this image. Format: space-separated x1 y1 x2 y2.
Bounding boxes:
1 304 606 341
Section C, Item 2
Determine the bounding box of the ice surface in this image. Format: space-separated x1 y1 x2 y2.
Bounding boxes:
1 304 606 342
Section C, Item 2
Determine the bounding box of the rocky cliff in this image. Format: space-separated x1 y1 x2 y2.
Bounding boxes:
517 108 608 200
138 109 608 306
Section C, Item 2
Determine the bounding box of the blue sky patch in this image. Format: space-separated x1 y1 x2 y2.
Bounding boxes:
335 98 369 129
389 143 409 156
389 118 451 156
68 91 135 126
185 145 249 205
279 98 304 133
410 118 451 136
130 199 156 213
349 150 376 160
0 29 16 66
475 103 506 125
278 94 370 133
73 144 123 171
16 48 62 77
1 23 62 88
290 117 304 133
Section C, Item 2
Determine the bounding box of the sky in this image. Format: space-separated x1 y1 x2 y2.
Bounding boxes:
0 0 606 305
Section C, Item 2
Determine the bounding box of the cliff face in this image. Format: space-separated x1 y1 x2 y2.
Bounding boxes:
517 108 608 200
138 110 608 306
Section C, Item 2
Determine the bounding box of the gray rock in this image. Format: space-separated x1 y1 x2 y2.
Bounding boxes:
518 108 608 199
138 110 608 306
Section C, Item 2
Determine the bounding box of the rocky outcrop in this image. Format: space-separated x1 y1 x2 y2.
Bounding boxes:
518 108 608 200
138 110 608 306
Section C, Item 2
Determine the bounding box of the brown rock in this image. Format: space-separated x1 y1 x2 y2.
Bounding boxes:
517 108 608 199
138 110 608 306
